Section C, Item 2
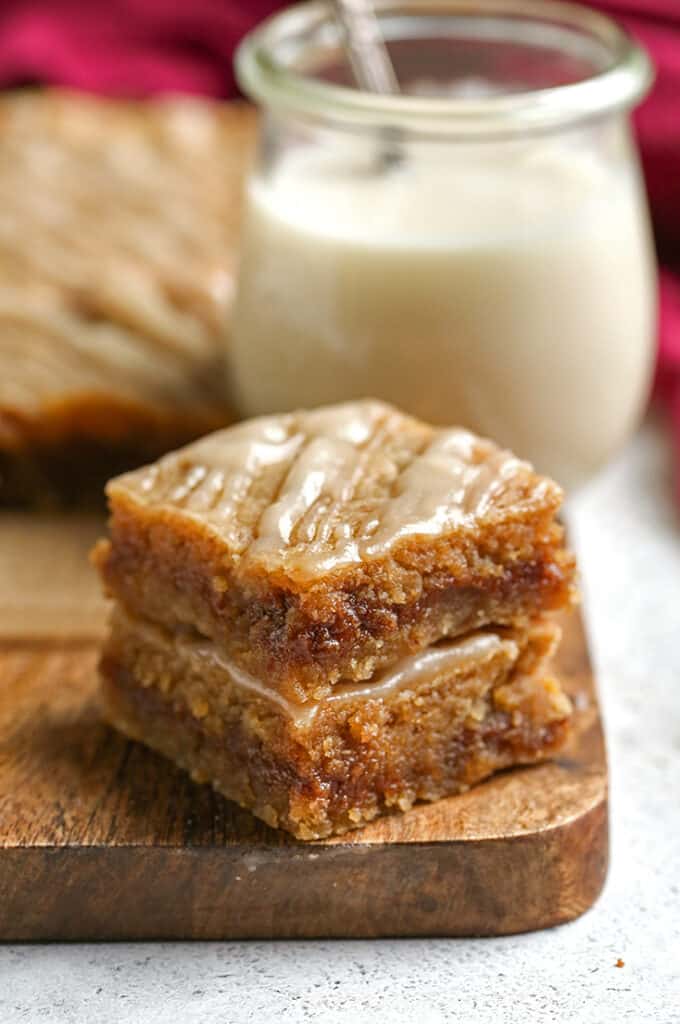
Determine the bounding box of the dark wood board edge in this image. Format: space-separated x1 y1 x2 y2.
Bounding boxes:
0 800 607 941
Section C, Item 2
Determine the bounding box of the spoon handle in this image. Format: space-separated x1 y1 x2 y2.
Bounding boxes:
331 0 400 95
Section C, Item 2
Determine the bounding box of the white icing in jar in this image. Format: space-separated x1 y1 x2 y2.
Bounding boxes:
232 0 656 490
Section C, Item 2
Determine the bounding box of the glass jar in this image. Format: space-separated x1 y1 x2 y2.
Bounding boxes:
231 0 656 489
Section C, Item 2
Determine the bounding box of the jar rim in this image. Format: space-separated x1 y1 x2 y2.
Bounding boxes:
235 0 653 137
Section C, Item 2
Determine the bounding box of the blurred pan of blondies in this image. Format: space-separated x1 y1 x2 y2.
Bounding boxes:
0 90 256 506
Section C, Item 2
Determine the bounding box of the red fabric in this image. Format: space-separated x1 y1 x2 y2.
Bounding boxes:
604 2 680 504
0 0 678 493
0 1 284 97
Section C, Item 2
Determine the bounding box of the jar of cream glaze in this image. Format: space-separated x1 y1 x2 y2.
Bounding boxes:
230 0 656 489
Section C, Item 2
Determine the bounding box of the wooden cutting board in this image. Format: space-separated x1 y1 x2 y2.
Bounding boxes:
0 517 607 940
0 514 108 640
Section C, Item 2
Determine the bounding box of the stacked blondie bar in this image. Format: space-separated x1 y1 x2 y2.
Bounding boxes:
94 400 576 839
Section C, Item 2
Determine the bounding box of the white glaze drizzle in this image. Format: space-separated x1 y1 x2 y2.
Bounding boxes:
111 400 552 579
141 618 517 729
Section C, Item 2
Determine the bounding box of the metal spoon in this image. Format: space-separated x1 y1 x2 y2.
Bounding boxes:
331 0 402 168
331 0 400 95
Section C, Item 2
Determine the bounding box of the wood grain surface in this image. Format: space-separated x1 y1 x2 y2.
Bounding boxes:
0 521 608 940
0 515 107 640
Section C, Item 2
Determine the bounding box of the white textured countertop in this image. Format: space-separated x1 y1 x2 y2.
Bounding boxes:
2 415 679 1024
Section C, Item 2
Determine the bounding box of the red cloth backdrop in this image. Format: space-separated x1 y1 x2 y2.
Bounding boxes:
0 0 678 493
597 3 680 504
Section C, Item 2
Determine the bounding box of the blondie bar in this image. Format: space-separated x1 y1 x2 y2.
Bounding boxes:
0 91 256 504
95 401 575 838
95 400 575 701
